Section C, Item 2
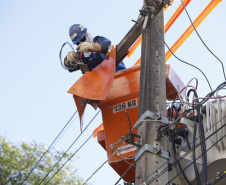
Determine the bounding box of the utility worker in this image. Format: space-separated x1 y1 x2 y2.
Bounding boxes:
64 24 126 73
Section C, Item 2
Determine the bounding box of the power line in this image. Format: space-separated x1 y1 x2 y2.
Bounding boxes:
180 0 226 81
114 161 136 185
153 18 213 91
179 83 226 120
145 118 226 185
21 110 77 184
82 137 127 185
82 157 108 185
51 114 79 149
38 110 100 185
45 134 93 185
130 176 135 184
138 113 226 185
165 133 226 185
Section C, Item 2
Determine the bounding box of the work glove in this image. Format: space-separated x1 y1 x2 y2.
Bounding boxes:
76 42 101 53
64 51 80 65
64 52 81 72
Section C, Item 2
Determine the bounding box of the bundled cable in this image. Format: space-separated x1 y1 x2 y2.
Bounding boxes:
21 110 77 184
169 103 192 185
146 120 226 185
38 110 100 185
140 82 226 185
45 134 93 185
171 130 191 185
187 88 207 184
137 114 226 185
166 132 226 185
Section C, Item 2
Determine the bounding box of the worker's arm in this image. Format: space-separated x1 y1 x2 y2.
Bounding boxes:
76 36 111 54
76 42 101 53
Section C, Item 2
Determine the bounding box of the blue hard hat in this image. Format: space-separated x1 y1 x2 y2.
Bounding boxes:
69 24 87 45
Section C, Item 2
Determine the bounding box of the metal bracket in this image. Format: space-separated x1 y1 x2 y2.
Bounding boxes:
133 110 168 129
126 132 142 147
135 144 169 161
140 6 155 31
133 133 142 147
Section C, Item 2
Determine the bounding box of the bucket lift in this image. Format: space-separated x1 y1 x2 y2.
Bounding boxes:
68 46 185 182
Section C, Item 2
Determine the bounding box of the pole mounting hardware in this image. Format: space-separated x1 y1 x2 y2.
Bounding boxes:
140 5 155 31
135 144 169 161
126 132 142 147
133 110 168 129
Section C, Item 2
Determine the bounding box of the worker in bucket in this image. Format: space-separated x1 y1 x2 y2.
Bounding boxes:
64 24 126 73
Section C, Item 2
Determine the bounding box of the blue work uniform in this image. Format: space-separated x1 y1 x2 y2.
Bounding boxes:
81 36 126 72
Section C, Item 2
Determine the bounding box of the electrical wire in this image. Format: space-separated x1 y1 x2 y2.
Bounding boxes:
114 161 136 185
173 83 226 127
38 110 100 185
125 110 132 132
82 157 108 185
114 161 132 180
149 120 226 184
21 110 77 185
130 175 135 184
180 0 226 81
51 114 79 149
153 18 213 91
169 104 192 185
187 88 202 185
187 89 203 185
82 137 127 185
217 81 226 89
172 130 192 185
165 133 226 185
192 123 201 185
140 84 226 185
174 89 201 184
138 114 226 185
187 88 208 184
44 134 93 185
59 42 76 70
181 83 226 122
147 130 226 184
100 82 224 184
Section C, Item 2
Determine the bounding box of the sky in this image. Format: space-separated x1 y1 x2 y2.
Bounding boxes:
0 0 226 185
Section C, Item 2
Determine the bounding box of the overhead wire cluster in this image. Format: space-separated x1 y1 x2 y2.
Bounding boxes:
21 110 101 185
23 1 226 184
87 83 226 184
21 110 78 184
107 9 226 181
135 82 226 185
81 104 140 185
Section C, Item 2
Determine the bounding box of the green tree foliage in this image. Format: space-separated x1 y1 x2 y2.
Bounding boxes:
0 136 86 185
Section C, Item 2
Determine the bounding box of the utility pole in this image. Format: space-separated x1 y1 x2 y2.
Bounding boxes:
135 1 168 184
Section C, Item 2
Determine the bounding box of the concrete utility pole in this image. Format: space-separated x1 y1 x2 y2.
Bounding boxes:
135 2 168 185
